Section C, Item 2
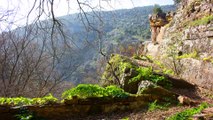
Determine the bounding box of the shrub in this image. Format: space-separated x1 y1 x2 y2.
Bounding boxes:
0 94 58 106
105 85 129 98
177 51 198 59
62 84 129 99
174 0 181 5
166 102 208 120
0 97 32 106
32 93 58 105
189 15 213 27
129 67 152 83
62 84 106 99
148 100 170 111
153 4 163 14
129 67 172 89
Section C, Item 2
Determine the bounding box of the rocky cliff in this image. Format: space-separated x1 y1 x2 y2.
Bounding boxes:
145 0 213 91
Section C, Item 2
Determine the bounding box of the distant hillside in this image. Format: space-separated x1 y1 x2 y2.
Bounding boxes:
59 5 175 45
10 5 175 85
56 5 176 85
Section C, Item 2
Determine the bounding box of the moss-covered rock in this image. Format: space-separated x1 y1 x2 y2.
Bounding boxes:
137 80 177 103
101 54 140 93
101 54 174 94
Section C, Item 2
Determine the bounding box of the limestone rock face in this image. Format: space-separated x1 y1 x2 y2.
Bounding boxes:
144 0 213 91
149 12 175 44
179 58 213 90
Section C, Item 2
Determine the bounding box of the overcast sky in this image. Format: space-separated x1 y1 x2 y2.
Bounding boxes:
0 0 174 30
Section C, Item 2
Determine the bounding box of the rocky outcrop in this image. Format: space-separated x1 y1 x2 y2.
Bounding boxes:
145 0 213 91
100 53 190 105
137 80 177 102
149 11 175 44
101 54 140 93
0 95 177 120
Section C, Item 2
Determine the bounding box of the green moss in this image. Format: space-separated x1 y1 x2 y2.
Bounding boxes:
148 100 170 111
129 67 152 83
62 84 106 99
177 51 198 59
203 56 213 64
162 68 175 75
132 55 174 76
102 54 172 89
203 56 212 61
15 108 34 120
132 55 154 63
101 54 137 85
105 85 129 98
132 55 147 61
151 59 174 76
166 102 208 120
121 117 129 120
0 97 32 106
32 94 58 105
189 15 213 27
129 67 172 89
62 84 129 100
0 94 58 106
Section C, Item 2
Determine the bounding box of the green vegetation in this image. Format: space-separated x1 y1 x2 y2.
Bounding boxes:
153 4 163 14
132 55 154 63
129 67 152 83
31 94 58 105
105 85 129 98
102 54 137 84
0 94 57 106
166 102 208 120
121 117 129 120
15 108 45 120
154 60 175 75
203 56 213 64
129 67 172 89
62 84 106 99
189 15 213 27
173 0 181 5
16 109 33 120
177 51 198 59
148 100 170 111
133 55 174 75
0 97 32 106
0 84 130 106
62 84 129 99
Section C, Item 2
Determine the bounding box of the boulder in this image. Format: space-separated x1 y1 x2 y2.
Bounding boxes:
101 54 140 93
137 80 177 102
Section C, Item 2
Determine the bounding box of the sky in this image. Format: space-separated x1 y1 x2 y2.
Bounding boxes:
0 0 174 30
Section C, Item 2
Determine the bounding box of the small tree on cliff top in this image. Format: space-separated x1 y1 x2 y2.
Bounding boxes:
174 0 181 5
153 4 163 14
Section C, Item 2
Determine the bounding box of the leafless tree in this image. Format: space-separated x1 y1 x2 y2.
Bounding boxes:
0 0 108 97
0 0 139 97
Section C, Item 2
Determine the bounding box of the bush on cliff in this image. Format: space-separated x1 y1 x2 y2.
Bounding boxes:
62 84 129 99
0 94 58 106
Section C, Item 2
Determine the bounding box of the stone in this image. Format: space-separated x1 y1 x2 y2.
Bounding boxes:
177 95 197 105
149 11 174 44
137 80 177 102
101 54 140 93
144 0 213 92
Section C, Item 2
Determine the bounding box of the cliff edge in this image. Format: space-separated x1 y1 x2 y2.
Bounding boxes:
145 0 213 91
